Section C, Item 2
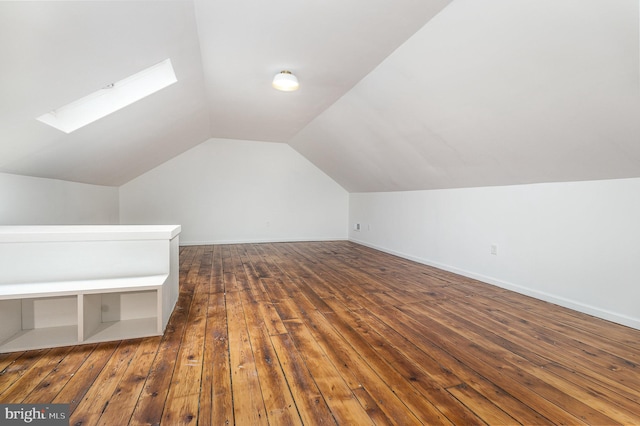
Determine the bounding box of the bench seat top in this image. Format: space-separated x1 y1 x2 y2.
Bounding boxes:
0 274 168 300
0 225 181 243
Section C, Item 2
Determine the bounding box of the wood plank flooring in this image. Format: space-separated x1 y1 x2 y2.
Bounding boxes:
2 241 640 425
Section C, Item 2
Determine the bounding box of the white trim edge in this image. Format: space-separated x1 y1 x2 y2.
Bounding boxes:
180 237 348 246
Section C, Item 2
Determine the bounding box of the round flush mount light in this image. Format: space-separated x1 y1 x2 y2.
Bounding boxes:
272 70 299 92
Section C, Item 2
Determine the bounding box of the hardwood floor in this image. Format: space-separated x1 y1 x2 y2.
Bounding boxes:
2 241 640 425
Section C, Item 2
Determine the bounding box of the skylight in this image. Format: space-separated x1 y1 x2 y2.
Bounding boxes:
37 59 177 133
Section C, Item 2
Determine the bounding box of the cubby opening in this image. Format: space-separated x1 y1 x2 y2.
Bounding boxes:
0 296 78 352
82 290 160 343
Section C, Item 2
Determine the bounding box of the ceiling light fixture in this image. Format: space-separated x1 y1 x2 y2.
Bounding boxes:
272 70 299 92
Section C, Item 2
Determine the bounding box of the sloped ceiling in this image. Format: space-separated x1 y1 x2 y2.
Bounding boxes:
291 0 640 192
193 0 451 142
0 1 210 186
1 0 639 191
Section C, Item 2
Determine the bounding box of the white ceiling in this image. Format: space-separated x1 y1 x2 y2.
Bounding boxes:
194 0 451 142
0 1 210 186
1 0 639 191
291 0 640 191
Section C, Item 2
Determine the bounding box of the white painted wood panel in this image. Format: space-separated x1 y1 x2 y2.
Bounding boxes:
0 225 180 352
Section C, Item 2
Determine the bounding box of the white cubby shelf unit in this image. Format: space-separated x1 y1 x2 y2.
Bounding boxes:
0 225 181 353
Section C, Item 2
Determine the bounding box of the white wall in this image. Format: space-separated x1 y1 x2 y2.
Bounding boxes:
120 138 348 244
0 172 119 225
350 178 640 329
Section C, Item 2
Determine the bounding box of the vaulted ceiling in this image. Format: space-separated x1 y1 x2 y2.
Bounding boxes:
1 0 638 191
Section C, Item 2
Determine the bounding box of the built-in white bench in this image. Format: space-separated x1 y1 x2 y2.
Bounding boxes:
0 225 181 353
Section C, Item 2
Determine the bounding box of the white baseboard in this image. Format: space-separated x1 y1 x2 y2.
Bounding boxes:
180 237 348 246
350 238 640 331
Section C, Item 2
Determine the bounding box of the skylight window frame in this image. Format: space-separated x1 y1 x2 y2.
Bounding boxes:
37 58 177 134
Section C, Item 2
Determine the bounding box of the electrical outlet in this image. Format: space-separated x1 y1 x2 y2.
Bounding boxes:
354 223 361 231
490 244 498 255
